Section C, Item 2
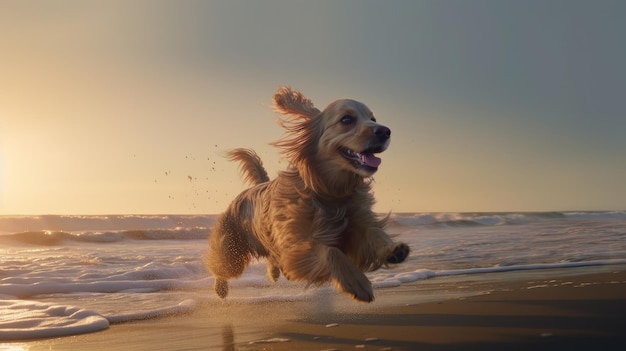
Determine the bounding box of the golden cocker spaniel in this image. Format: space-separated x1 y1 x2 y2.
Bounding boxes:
207 87 409 302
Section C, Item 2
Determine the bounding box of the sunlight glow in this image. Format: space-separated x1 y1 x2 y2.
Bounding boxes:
0 145 4 211
0 344 29 351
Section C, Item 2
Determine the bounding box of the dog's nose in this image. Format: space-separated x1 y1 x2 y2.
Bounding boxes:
373 126 391 139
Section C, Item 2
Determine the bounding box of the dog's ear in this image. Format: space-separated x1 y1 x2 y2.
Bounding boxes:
273 86 321 119
270 86 322 175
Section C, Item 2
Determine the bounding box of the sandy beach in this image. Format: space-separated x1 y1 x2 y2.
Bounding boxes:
5 265 624 351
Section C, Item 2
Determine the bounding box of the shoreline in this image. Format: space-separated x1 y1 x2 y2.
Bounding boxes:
7 265 626 350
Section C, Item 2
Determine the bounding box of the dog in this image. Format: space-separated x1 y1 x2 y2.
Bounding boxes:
206 87 409 302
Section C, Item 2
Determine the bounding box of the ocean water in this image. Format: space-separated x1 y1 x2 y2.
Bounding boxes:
1 211 625 340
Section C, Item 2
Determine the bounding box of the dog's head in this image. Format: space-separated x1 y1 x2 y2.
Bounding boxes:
271 87 390 191
317 98 390 177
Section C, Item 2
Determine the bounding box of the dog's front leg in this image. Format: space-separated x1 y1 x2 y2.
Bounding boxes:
366 228 410 265
324 246 374 302
385 241 410 264
347 227 410 271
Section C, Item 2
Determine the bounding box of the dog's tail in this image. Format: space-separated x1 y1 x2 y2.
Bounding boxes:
227 148 270 186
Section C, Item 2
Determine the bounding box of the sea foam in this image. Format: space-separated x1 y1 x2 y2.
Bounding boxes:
0 300 109 340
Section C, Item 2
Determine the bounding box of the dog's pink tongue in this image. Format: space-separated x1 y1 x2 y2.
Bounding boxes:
362 153 381 167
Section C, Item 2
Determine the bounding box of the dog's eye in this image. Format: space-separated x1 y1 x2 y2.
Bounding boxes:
371 117 377 122
340 115 355 125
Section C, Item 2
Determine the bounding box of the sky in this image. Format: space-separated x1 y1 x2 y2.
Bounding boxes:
1 0 625 215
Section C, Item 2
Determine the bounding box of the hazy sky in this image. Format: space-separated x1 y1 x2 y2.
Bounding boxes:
1 0 625 215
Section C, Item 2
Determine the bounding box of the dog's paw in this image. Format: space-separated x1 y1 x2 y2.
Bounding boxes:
352 286 375 303
214 278 229 299
335 273 374 303
386 243 410 264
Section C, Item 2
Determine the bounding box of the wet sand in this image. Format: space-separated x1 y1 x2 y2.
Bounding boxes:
9 265 626 351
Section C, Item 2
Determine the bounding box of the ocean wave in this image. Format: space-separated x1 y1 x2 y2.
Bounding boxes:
0 214 217 235
2 212 624 237
3 212 624 244
387 211 626 229
0 227 210 245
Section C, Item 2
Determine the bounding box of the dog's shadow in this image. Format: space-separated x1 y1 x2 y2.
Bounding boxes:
221 324 236 351
217 289 339 350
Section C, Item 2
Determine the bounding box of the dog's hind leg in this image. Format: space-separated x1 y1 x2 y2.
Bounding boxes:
214 278 229 299
265 256 281 282
266 262 281 283
207 215 252 299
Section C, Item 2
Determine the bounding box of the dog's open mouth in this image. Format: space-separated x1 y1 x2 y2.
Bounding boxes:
340 147 382 171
